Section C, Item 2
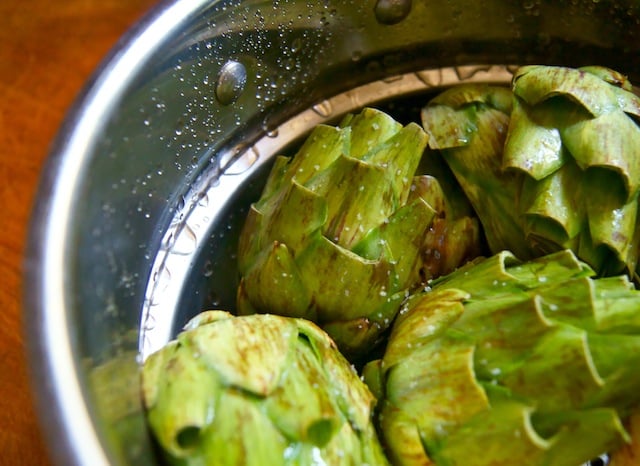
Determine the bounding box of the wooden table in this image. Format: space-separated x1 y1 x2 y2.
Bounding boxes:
0 1 158 464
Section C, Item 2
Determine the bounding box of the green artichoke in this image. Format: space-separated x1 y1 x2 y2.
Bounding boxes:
421 66 640 276
142 310 388 466
236 107 480 357
364 250 640 466
505 65 640 276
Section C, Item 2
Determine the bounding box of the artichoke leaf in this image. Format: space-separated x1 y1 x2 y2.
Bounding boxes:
295 234 395 323
380 404 436 466
339 106 403 160
421 103 477 149
189 313 297 397
143 340 221 459
237 242 313 320
535 408 630 466
296 317 376 430
505 249 593 285
256 156 295 213
255 124 347 217
202 389 288 466
513 65 621 116
361 359 385 402
594 276 640 332
431 249 591 300
499 325 604 413
385 288 468 369
577 226 618 275
587 333 640 412
461 297 554 381
428 82 513 114
416 152 477 219
306 123 427 249
237 205 265 273
432 401 549 466
321 317 389 361
265 335 342 446
286 124 349 186
578 65 633 91
362 122 428 204
386 336 489 441
408 174 483 279
503 97 565 180
562 111 640 201
306 156 395 249
422 216 483 280
536 277 597 329
428 251 520 296
519 157 583 243
263 181 327 255
584 168 639 272
351 195 436 284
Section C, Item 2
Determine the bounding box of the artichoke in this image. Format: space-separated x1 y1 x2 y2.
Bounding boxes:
142 310 388 466
236 107 480 357
363 249 640 466
421 66 640 276
504 65 640 276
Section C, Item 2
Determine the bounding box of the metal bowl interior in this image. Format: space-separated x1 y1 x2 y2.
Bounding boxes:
24 0 640 465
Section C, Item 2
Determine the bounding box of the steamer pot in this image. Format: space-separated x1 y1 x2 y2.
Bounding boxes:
24 1 640 465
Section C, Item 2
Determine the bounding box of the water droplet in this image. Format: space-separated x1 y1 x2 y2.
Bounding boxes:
203 260 214 277
374 0 412 25
261 117 279 138
290 37 303 54
215 60 247 105
312 100 333 117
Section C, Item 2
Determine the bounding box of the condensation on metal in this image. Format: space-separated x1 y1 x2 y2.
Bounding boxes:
138 64 516 360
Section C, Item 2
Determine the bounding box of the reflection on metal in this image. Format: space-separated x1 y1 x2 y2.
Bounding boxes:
374 0 413 25
215 60 247 105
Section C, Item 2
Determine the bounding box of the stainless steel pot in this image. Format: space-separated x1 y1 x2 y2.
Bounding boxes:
24 0 640 465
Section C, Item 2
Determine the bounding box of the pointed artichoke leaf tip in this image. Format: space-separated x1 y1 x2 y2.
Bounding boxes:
344 107 403 160
286 124 348 186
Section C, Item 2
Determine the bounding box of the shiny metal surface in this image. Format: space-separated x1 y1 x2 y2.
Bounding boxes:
24 0 640 465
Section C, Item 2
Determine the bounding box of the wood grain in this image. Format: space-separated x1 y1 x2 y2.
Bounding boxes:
0 1 158 464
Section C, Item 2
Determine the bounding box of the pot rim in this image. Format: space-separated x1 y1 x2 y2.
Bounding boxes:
22 1 213 464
